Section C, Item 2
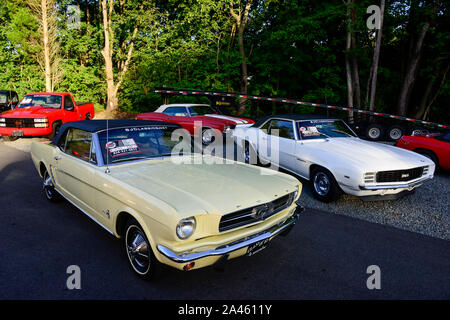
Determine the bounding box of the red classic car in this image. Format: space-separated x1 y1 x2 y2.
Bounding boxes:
396 131 450 170
0 92 94 141
136 104 254 145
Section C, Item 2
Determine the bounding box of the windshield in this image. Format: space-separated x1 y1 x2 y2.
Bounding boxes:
188 105 219 116
17 94 62 109
98 125 192 164
297 120 356 140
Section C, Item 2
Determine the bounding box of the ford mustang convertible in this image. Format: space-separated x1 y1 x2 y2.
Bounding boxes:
233 114 435 202
30 120 302 279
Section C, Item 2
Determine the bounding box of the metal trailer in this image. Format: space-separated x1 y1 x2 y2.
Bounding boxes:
153 87 448 141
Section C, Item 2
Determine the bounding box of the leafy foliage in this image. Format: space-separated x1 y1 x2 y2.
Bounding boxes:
0 0 448 123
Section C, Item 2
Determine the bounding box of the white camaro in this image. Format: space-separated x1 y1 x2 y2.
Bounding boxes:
233 114 435 202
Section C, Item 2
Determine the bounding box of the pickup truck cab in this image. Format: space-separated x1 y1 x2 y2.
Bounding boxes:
0 90 20 112
0 92 94 141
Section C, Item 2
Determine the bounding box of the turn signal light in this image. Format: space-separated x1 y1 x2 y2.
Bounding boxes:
183 262 195 271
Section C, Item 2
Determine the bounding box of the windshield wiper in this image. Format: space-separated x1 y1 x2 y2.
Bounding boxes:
331 129 352 137
111 156 148 163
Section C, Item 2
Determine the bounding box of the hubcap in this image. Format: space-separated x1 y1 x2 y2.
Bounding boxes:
126 226 150 274
368 128 380 139
314 172 331 196
389 128 402 140
202 129 214 145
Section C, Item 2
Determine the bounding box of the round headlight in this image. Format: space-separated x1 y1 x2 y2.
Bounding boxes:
176 217 196 240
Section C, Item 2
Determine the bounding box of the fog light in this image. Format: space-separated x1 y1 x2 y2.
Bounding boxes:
183 262 195 271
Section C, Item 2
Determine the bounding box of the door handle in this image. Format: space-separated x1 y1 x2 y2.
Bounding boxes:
54 156 62 160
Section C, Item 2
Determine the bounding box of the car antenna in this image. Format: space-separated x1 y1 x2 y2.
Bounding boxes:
105 118 110 174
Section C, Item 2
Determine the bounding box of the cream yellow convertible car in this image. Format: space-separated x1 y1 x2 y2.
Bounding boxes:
30 120 303 280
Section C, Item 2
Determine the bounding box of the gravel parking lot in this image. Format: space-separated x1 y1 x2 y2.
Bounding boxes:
1 136 449 241
299 173 450 241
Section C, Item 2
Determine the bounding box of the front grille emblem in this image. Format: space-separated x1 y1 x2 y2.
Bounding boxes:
251 203 274 220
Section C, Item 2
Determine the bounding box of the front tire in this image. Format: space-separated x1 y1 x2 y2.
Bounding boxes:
416 149 439 168
1 135 18 142
201 127 215 146
48 121 61 140
310 168 342 202
125 219 160 280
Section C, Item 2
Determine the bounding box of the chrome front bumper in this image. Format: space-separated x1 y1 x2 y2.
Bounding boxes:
157 206 303 263
359 176 433 191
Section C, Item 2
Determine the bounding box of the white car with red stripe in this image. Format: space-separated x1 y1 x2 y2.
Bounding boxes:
137 104 254 145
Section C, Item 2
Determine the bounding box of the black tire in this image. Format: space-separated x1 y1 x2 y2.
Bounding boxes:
310 167 342 203
365 123 384 141
243 140 270 167
48 121 61 140
415 149 439 168
85 113 91 120
386 125 404 141
43 169 62 203
1 135 18 142
124 218 160 280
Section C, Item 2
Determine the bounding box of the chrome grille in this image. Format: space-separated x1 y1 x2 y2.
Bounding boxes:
364 172 376 184
3 118 35 128
219 193 295 232
376 167 425 183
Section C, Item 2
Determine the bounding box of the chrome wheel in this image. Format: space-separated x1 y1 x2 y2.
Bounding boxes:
388 128 402 140
202 128 214 145
126 225 150 275
313 172 331 196
368 127 381 140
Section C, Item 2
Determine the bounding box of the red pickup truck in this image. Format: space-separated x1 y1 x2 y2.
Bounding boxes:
0 92 94 141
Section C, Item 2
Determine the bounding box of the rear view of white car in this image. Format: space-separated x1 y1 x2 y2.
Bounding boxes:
233 114 435 202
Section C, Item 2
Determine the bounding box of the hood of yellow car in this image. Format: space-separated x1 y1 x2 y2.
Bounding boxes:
108 155 300 217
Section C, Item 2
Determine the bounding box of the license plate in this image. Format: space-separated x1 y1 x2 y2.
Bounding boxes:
246 238 271 257
12 130 24 137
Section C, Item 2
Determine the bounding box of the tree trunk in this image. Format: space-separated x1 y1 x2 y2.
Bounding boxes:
101 0 117 114
41 0 51 91
351 1 360 109
415 62 449 119
230 1 253 116
237 26 248 115
101 0 138 115
345 0 354 123
397 21 430 115
368 0 385 111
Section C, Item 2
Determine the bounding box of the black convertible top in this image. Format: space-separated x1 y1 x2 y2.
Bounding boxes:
52 119 181 145
253 114 340 127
